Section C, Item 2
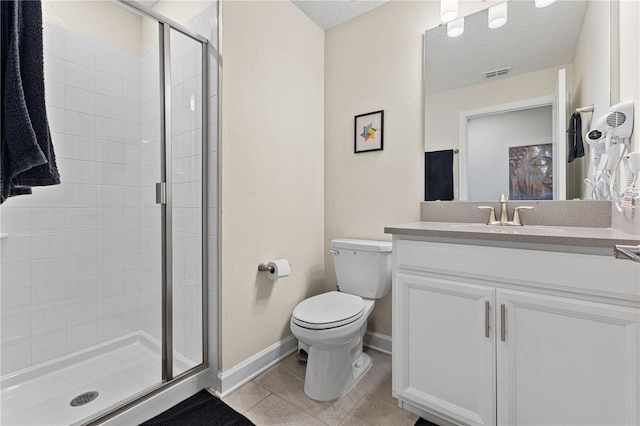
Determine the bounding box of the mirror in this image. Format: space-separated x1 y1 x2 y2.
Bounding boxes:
424 0 612 201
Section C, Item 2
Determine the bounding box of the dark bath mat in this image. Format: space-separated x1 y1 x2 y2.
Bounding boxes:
140 389 254 426
415 417 440 426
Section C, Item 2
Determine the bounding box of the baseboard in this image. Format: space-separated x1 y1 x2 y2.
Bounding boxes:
216 335 298 397
216 332 391 398
364 331 392 355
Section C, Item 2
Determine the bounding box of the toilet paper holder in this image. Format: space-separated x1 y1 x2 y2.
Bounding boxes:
258 263 275 273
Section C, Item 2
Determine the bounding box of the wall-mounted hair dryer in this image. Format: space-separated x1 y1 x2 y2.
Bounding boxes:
584 101 635 204
586 100 634 154
605 100 634 140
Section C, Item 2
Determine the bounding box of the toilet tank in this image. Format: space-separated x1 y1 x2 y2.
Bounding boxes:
331 238 392 299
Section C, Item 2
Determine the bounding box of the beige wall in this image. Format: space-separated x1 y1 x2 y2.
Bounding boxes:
618 0 640 152
570 0 612 199
218 0 638 368
220 0 325 371
323 0 493 336
42 0 142 55
425 65 566 152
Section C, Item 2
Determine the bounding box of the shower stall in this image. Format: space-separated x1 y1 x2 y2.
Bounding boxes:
0 1 218 424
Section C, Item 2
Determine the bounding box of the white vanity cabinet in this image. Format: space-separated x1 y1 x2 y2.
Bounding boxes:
392 237 640 426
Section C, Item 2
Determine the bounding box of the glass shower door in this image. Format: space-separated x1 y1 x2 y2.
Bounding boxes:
0 3 165 425
168 28 205 377
1 2 209 424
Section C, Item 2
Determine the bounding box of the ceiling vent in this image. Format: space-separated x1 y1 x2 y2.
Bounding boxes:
483 67 511 79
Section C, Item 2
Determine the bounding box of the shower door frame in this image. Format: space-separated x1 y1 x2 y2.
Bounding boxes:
83 1 211 424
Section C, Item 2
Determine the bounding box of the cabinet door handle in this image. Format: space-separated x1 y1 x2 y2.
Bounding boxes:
485 301 490 338
500 303 506 342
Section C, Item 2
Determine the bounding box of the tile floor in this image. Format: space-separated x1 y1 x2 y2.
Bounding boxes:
222 348 419 426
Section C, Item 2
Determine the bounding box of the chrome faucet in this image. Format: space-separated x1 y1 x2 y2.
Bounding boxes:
478 194 534 226
498 194 509 224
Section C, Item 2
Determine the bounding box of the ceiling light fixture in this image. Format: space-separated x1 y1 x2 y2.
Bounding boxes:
488 2 508 29
441 0 458 23
447 17 464 37
535 0 556 8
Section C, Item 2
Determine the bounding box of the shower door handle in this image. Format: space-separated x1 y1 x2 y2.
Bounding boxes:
156 182 167 205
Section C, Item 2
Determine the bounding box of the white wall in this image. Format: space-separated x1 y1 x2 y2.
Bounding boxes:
220 0 325 371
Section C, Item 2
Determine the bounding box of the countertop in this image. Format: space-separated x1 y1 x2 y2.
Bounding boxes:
384 222 640 249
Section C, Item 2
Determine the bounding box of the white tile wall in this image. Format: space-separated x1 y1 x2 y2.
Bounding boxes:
0 2 219 377
0 23 144 375
140 45 163 347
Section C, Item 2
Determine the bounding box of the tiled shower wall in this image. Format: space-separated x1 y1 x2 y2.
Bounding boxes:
0 3 218 379
140 46 162 347
0 23 144 374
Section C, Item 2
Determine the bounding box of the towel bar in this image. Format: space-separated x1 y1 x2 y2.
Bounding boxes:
575 105 594 113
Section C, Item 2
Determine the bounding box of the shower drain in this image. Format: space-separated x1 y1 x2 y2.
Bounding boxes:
70 391 99 407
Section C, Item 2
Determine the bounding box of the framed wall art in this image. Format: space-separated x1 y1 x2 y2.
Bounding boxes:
509 143 553 200
354 110 384 153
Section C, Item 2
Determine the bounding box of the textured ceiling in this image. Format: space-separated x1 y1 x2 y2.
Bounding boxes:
291 0 389 30
425 0 588 95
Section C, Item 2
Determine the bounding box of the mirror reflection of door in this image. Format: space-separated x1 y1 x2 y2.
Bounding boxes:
462 69 567 201
424 0 611 201
466 106 552 201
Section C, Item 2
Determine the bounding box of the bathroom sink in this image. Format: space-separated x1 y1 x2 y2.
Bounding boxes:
447 223 566 236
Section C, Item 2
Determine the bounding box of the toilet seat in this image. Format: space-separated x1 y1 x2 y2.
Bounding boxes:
292 291 364 330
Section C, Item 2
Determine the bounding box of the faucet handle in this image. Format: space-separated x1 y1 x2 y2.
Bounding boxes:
511 206 534 226
478 206 497 224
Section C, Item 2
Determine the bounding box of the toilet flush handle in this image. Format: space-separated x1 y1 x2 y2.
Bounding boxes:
330 249 340 255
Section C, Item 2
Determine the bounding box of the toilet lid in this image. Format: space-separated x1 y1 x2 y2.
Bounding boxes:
292 291 365 330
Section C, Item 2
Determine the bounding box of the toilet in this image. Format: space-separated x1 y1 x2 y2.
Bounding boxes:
290 238 392 401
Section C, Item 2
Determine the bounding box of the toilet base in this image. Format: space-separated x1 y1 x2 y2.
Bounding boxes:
303 347 371 402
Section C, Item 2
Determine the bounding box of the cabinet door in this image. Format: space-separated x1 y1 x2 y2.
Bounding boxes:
496 290 639 425
394 273 496 426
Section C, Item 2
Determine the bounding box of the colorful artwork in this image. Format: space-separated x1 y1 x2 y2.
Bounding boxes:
509 143 553 200
360 123 377 141
354 110 383 153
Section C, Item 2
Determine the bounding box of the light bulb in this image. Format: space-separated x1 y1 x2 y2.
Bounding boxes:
447 17 464 37
441 0 458 23
488 2 508 29
535 0 556 8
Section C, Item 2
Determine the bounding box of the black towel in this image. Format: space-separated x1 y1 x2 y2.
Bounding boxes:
1 0 60 204
567 112 585 163
425 150 454 201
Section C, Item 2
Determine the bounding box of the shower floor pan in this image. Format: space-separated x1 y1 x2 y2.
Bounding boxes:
1 332 192 426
